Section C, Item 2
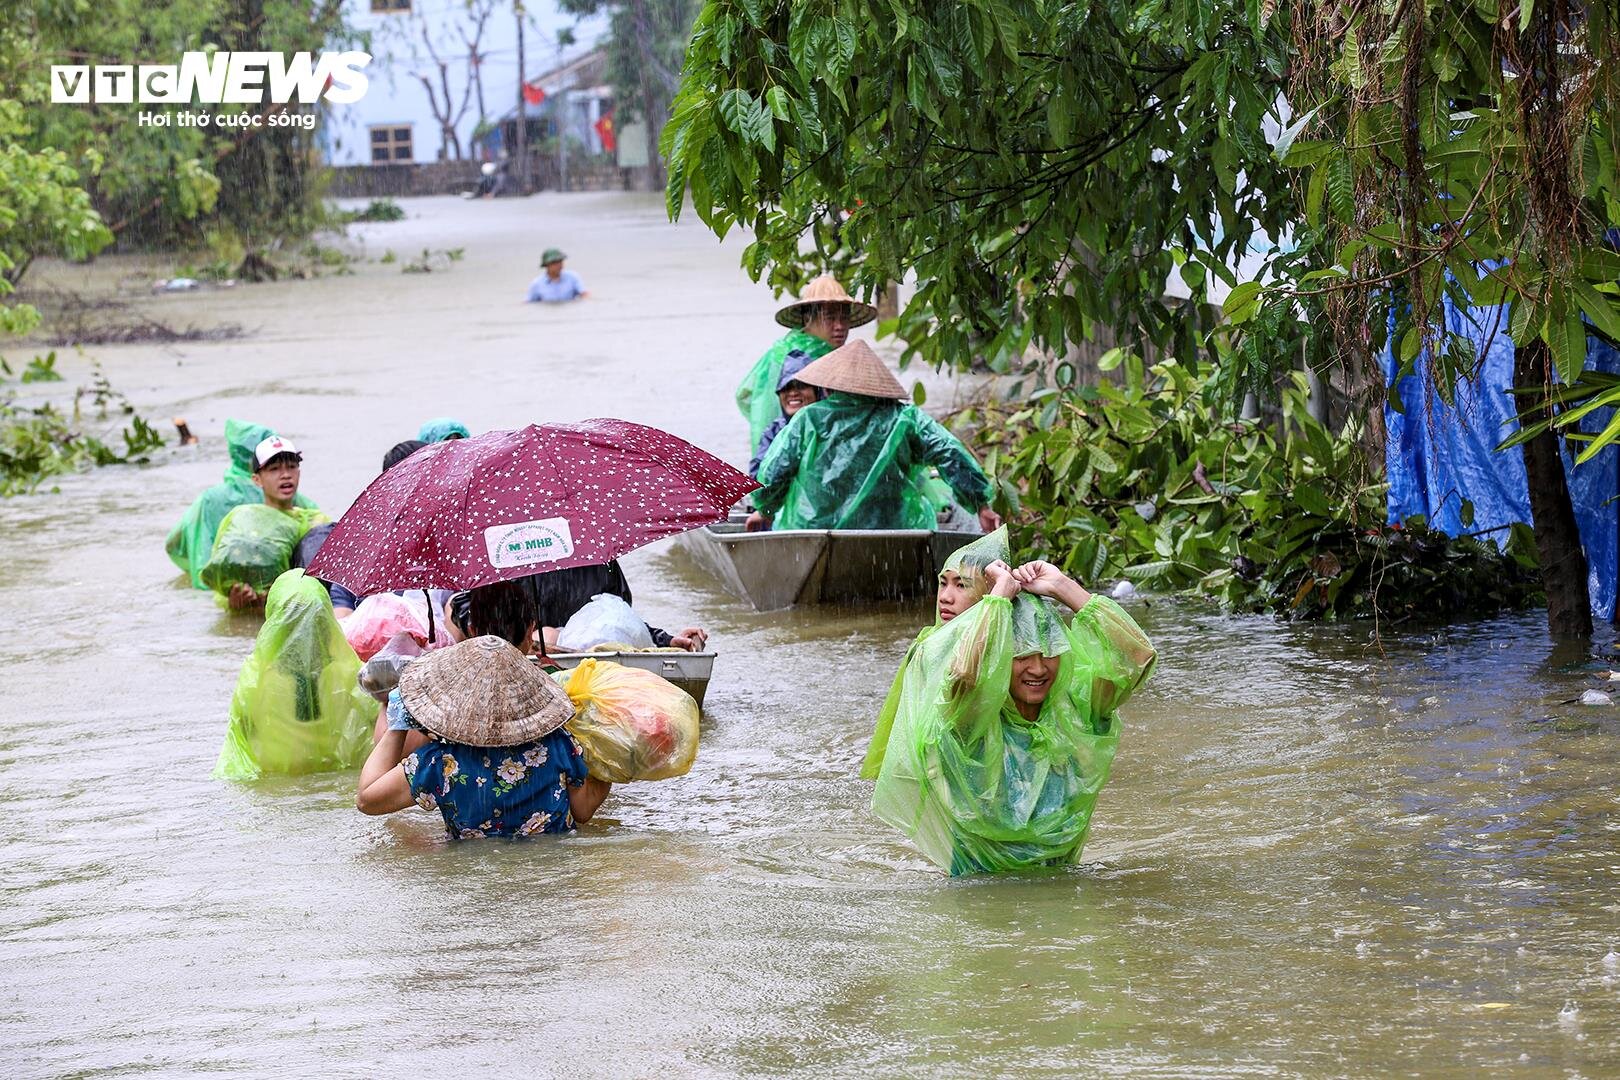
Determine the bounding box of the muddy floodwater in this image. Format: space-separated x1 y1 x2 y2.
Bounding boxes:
4 194 1620 1075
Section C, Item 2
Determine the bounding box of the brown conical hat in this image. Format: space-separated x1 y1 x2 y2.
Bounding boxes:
793 338 908 400
399 636 574 747
774 274 878 329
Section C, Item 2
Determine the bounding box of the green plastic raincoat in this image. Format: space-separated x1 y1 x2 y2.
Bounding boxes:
165 419 317 589
872 592 1156 875
201 503 329 598
737 328 833 456
754 393 993 530
214 570 377 780
860 527 1009 779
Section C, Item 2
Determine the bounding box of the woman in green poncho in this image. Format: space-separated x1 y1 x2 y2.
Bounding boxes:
215 570 377 780
165 419 318 589
859 526 1008 779
871 559 1156 875
754 339 1000 532
737 275 875 457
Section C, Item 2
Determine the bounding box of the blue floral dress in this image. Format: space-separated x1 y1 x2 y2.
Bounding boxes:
402 730 590 839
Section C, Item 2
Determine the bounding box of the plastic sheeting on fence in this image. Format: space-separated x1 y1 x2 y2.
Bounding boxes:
1383 297 1620 619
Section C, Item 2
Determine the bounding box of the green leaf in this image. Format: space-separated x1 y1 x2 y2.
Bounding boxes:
718 89 753 136
1574 282 1620 345
1545 292 1587 385
1273 103 1326 161
911 379 927 405
766 86 791 121
1223 281 1263 324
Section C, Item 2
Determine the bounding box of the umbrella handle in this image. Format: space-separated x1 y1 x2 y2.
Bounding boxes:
423 588 436 645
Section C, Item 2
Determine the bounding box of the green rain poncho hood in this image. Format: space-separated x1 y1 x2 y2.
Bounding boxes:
871 592 1156 875
214 570 377 780
860 527 1010 779
165 419 317 589
737 328 833 456
754 393 993 530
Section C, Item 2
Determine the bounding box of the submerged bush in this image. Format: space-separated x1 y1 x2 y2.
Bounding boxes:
969 352 1541 623
1 359 165 496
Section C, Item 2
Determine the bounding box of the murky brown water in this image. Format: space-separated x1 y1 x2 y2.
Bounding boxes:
4 194 1620 1075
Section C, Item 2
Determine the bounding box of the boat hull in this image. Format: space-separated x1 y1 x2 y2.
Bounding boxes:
675 524 981 611
546 650 715 710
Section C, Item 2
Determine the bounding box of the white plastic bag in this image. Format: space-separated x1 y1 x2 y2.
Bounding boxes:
555 593 654 651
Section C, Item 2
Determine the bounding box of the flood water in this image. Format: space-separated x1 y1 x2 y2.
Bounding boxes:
4 194 1620 1075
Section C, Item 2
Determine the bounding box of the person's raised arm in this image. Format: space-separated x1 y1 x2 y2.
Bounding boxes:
911 412 996 524
1015 561 1155 716
1012 560 1091 612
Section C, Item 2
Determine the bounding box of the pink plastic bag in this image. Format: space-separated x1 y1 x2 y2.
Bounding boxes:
340 594 427 660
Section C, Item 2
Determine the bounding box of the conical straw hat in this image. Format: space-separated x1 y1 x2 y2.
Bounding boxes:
399 635 575 747
793 339 908 400
774 274 878 329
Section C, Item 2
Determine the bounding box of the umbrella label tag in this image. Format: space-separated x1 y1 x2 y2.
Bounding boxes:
483 517 575 568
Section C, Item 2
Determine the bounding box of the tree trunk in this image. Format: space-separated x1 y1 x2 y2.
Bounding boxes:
1514 337 1592 636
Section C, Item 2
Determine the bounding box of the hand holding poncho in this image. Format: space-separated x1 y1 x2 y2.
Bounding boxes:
214 570 378 780
871 592 1156 875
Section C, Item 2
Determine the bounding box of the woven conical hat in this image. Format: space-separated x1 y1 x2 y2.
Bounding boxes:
793 339 908 400
399 636 574 747
774 274 878 329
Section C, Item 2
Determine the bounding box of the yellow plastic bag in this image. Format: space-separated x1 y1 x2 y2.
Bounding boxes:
563 658 700 782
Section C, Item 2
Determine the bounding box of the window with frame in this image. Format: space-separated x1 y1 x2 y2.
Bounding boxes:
370 0 410 12
370 125 413 164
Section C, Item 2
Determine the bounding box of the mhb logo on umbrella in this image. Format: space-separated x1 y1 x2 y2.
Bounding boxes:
484 517 576 569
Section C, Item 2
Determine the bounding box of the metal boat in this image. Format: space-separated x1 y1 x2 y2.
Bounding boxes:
546 649 716 709
675 523 982 611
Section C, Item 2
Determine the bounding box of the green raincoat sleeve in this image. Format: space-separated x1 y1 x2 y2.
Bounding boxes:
214 570 378 780
871 593 1156 875
908 409 993 511
737 329 832 457
751 408 811 516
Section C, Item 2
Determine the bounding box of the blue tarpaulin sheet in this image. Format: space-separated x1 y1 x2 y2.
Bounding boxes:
1384 298 1620 619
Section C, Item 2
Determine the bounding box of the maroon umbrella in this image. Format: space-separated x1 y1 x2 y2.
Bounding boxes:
306 418 757 594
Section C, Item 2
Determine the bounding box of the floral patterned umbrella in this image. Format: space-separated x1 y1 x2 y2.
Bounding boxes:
306 419 757 594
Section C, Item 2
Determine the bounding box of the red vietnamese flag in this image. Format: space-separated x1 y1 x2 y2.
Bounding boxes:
522 81 546 105
594 111 615 153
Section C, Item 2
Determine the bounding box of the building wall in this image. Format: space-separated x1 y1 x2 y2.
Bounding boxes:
324 0 601 167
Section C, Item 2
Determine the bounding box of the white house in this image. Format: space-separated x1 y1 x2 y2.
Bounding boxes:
323 0 604 167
